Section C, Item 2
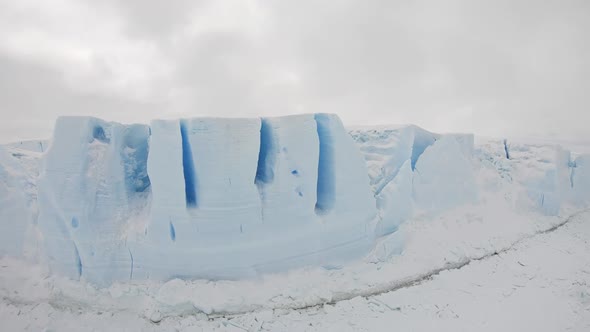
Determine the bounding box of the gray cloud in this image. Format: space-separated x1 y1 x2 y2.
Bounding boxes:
0 55 166 141
0 0 588 143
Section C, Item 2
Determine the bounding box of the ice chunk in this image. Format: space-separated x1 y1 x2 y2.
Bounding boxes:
412 135 477 212
350 126 476 234
349 125 439 195
37 117 148 283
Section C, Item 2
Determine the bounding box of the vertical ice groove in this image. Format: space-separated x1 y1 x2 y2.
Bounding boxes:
255 118 276 185
503 139 510 160
314 114 336 215
180 120 197 208
128 248 134 280
73 243 82 278
169 221 176 242
569 159 577 189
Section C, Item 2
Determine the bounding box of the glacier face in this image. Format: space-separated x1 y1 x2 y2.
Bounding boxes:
35 114 376 284
1 114 589 285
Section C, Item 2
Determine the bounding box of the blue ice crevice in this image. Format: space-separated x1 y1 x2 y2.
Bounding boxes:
255 118 276 186
255 118 277 214
169 221 176 242
314 114 336 215
92 125 109 143
503 139 511 160
180 120 198 208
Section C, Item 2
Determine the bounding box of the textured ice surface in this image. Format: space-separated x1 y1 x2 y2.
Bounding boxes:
412 135 477 212
349 126 476 236
37 117 150 283
7 140 49 153
34 114 376 284
1 115 589 286
474 139 588 216
0 147 31 256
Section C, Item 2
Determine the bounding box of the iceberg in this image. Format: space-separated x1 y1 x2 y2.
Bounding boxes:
0 114 588 285
34 114 376 284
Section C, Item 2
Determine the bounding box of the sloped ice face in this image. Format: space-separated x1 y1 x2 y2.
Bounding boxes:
35 114 376 284
349 126 477 237
412 135 477 212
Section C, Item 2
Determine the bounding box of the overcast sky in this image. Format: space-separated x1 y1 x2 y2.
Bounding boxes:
0 0 588 143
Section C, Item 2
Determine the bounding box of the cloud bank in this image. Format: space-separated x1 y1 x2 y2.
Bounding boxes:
0 0 588 142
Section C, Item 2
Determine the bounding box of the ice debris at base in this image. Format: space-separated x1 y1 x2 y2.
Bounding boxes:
0 114 589 285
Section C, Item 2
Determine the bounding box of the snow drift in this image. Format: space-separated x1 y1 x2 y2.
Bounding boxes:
1 114 589 286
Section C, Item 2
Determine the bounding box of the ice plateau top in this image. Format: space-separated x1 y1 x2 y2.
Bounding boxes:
0 113 589 285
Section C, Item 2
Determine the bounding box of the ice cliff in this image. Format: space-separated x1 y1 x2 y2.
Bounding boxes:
1 114 589 285
35 114 375 284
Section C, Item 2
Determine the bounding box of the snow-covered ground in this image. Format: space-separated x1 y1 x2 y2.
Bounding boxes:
2 209 589 331
0 116 589 331
209 209 590 332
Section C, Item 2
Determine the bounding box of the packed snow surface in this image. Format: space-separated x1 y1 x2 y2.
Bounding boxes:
0 113 589 330
4 209 590 331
